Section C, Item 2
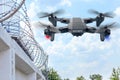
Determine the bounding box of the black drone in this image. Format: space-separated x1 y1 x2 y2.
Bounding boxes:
35 9 117 41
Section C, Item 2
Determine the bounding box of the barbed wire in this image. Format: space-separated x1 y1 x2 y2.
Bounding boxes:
0 0 48 70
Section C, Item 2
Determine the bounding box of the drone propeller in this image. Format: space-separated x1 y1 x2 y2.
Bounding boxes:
38 21 51 28
96 22 118 33
99 22 119 29
37 21 60 33
88 9 115 18
38 9 64 18
88 9 115 26
32 21 50 29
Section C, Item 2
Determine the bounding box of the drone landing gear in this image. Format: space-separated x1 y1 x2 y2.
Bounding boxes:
100 29 111 41
50 33 55 41
100 33 105 41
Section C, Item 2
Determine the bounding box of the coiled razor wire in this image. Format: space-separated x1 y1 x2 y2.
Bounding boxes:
0 0 48 70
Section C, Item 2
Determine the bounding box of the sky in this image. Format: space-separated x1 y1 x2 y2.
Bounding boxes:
26 0 120 80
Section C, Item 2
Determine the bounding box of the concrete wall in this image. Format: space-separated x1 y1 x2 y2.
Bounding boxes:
0 50 12 80
16 68 28 80
0 27 45 80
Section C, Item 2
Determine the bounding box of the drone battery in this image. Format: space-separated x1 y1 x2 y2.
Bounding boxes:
68 18 87 33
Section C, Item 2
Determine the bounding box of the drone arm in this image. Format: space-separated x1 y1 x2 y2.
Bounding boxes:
56 18 70 24
84 18 96 24
85 27 97 33
58 27 69 33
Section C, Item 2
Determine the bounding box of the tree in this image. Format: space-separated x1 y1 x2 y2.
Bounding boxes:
110 67 120 80
42 68 61 80
90 74 102 80
76 76 86 80
48 68 61 80
64 78 70 80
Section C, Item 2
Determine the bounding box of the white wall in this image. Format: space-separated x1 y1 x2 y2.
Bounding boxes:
27 72 36 80
16 68 28 80
0 26 46 80
0 50 11 80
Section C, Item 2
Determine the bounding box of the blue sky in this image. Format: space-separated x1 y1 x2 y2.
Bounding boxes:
26 0 120 80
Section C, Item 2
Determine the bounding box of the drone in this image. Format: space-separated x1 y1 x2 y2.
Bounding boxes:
35 9 117 41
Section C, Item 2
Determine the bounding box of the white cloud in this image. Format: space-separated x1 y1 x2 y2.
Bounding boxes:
60 0 72 7
27 2 36 19
100 50 114 60
28 1 120 79
27 1 41 21
114 7 120 17
33 28 120 80
78 61 98 68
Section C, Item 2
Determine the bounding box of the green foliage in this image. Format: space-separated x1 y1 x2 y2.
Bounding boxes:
48 68 61 80
90 74 102 80
110 67 120 80
42 67 120 80
76 76 86 80
64 78 70 80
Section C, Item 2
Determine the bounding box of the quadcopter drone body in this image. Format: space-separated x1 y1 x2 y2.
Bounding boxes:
36 9 116 41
